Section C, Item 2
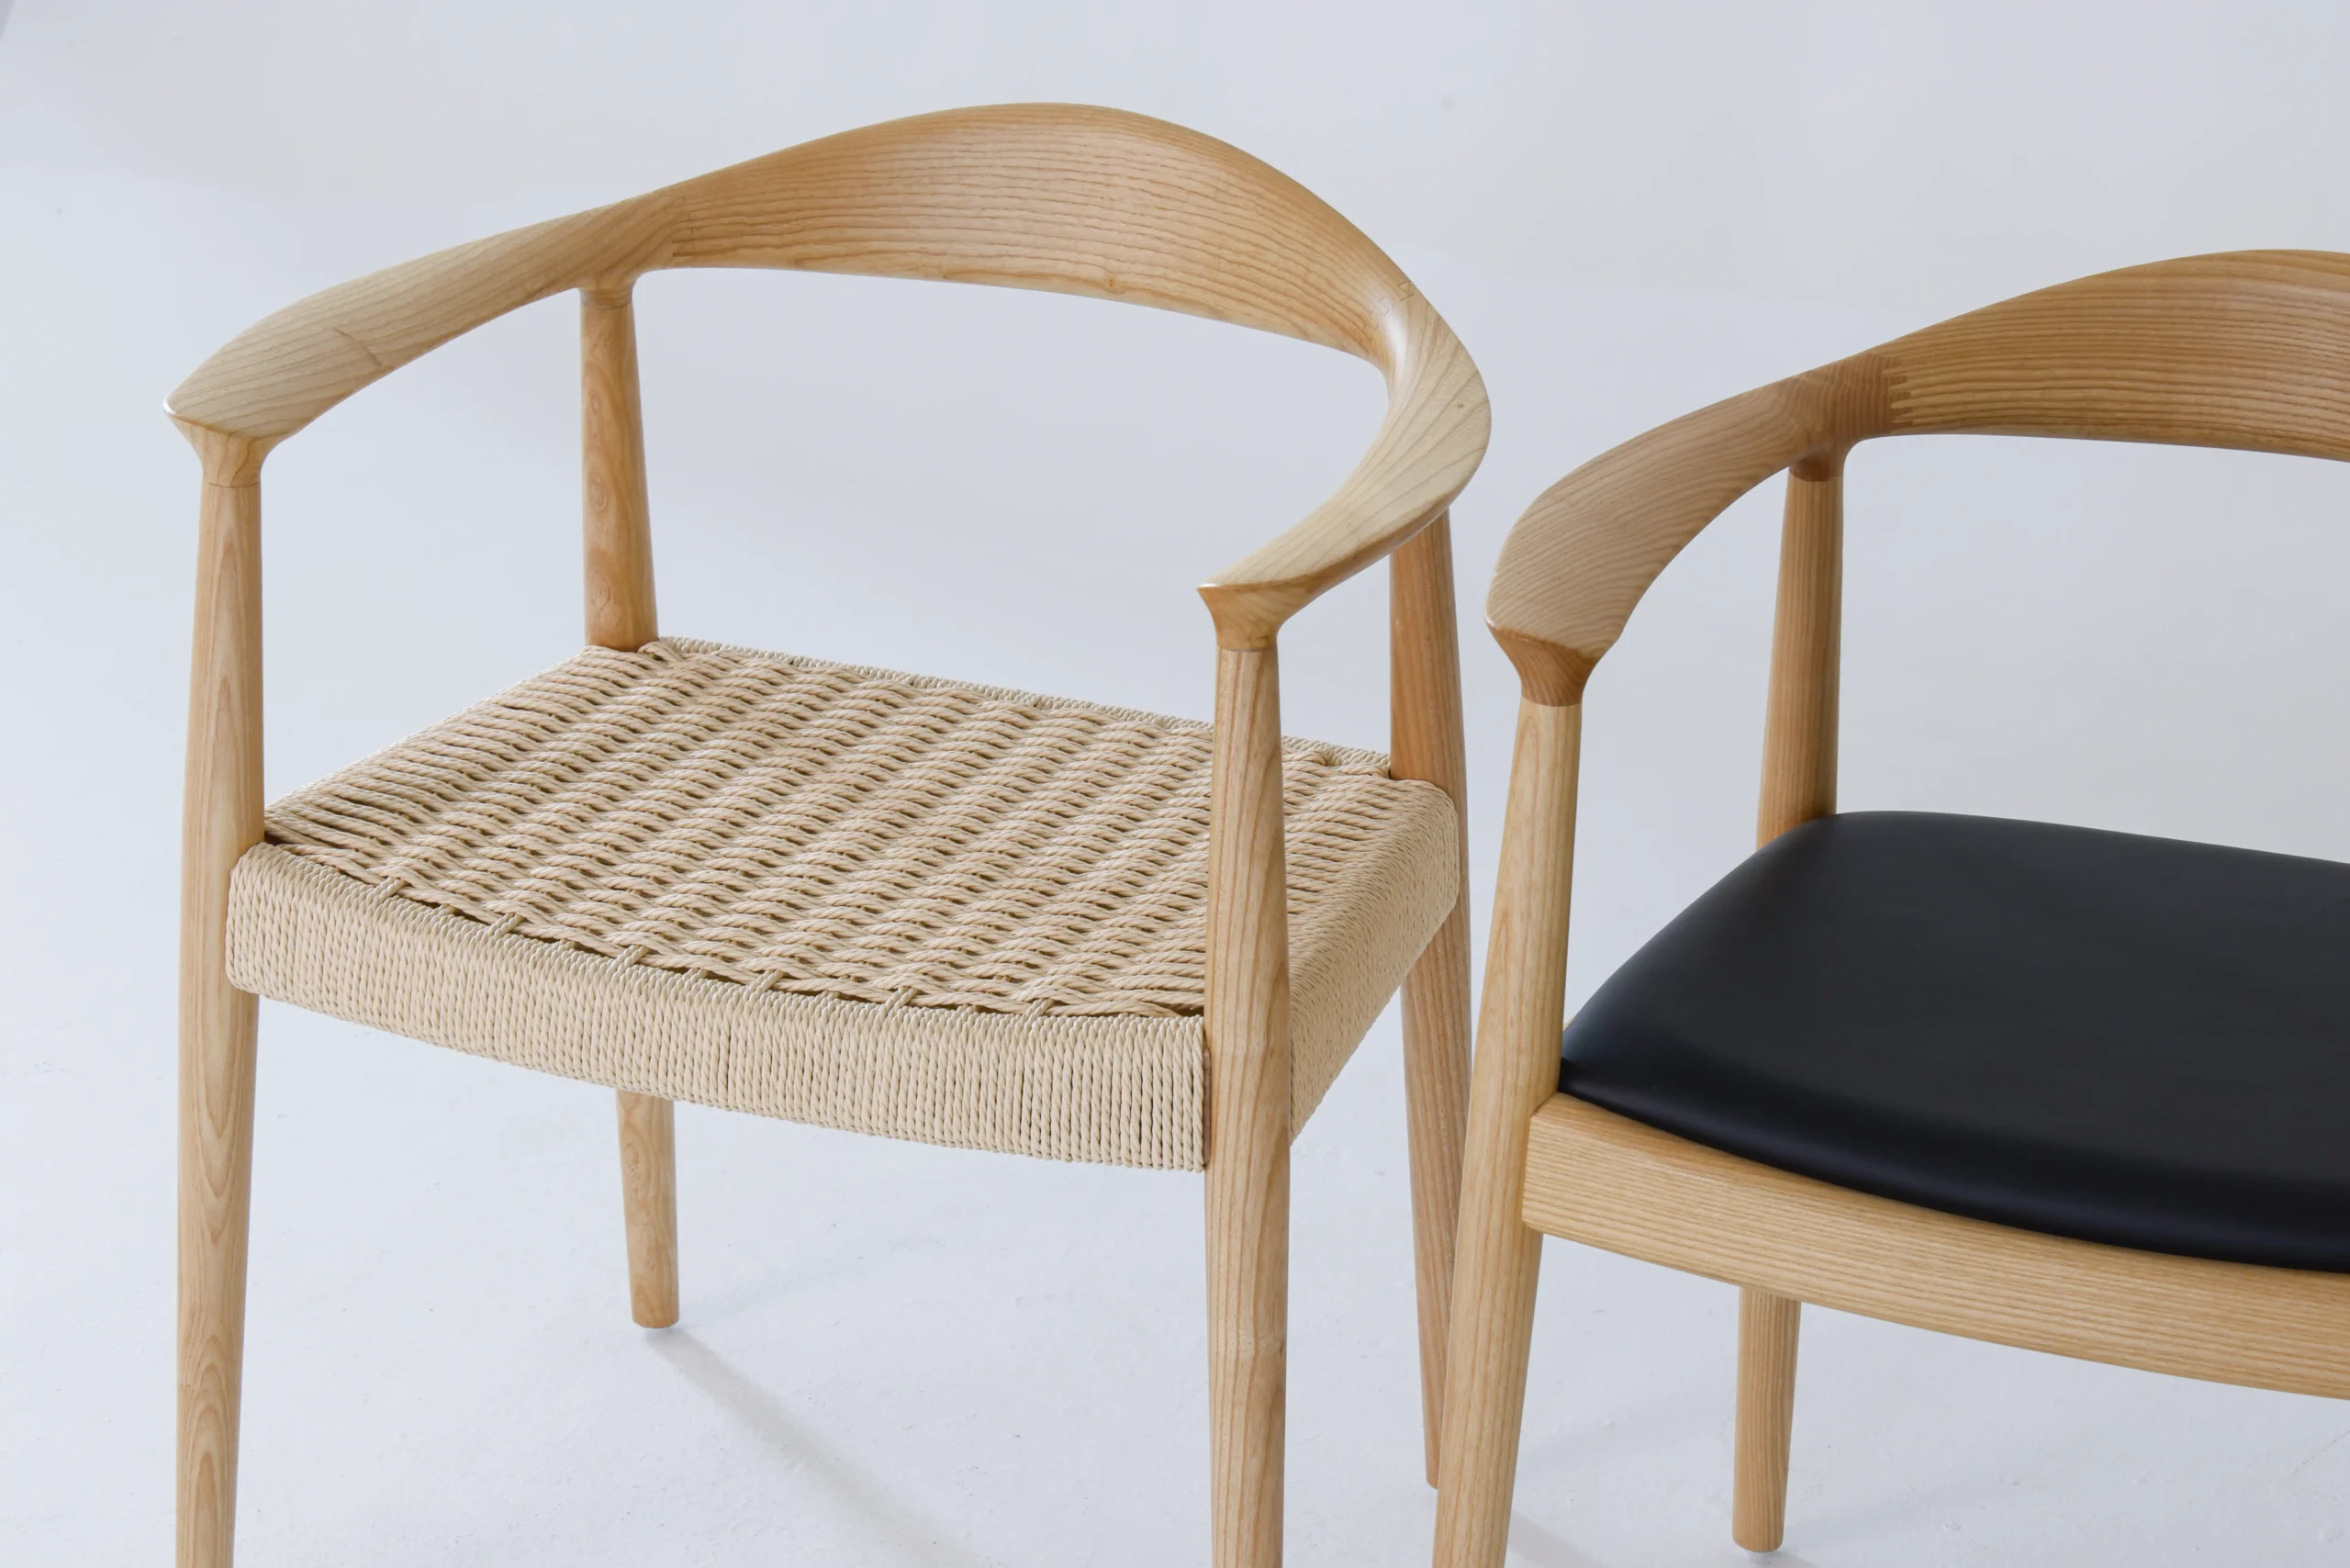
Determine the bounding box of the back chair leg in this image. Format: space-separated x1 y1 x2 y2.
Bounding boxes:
1732 1287 1802 1551
616 1091 679 1328
1399 913 1472 1484
1391 513 1474 1486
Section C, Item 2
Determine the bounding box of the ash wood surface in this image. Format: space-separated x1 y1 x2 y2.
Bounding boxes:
1431 700 1582 1568
1444 252 2350 1564
1389 515 1473 1484
580 286 676 1328
1729 451 1846 1542
616 1092 679 1327
580 286 657 652
173 104 1484 1568
176 441 266 1568
1523 1095 2350 1399
168 104 1487 650
1488 251 2350 702
1203 645 1294 1568
1732 1288 1801 1551
1755 458 1843 846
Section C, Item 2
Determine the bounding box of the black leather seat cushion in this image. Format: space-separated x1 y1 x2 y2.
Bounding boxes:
1560 812 2350 1272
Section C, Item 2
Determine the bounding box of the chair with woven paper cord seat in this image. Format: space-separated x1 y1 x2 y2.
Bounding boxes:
173 104 1489 1568
1429 251 2350 1565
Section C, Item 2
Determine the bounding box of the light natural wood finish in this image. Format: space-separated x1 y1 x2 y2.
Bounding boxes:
1733 1288 1801 1551
580 284 677 1328
1729 450 1845 1543
580 285 657 652
1443 252 2350 1563
167 105 1488 653
174 106 1487 1568
1755 456 1843 846
1203 644 1294 1568
1487 251 2350 702
615 1092 679 1327
1431 700 1582 1568
1524 1095 2350 1398
176 434 266 1568
1389 513 1473 1485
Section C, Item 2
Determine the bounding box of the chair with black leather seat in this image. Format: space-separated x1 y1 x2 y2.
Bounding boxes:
1429 252 2350 1565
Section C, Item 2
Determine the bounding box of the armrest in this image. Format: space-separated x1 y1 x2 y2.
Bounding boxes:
1487 250 2350 706
1484 360 1880 703
1198 293 1491 648
165 105 1490 599
168 199 678 452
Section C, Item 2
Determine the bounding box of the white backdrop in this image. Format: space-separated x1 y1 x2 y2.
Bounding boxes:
5 3 2350 1564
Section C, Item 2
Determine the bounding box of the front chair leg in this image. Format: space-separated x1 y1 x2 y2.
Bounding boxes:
1205 1106 1291 1568
616 1091 679 1327
179 983 260 1568
1732 1287 1802 1551
1202 641 1293 1568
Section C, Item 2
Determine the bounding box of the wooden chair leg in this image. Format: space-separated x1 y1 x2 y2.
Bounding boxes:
1433 700 1583 1568
1732 1287 1801 1551
1399 910 1472 1484
1203 644 1293 1568
1391 514 1472 1486
616 1091 679 1327
179 445 265 1568
1205 1137 1291 1568
179 982 260 1568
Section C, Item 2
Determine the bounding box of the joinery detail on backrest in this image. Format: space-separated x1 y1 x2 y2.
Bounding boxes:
1487 250 2350 704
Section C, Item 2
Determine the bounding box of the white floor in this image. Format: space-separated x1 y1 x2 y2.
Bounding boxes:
9 30 2350 1565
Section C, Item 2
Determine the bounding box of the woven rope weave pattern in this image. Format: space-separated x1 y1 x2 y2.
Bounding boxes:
229 640 1458 1168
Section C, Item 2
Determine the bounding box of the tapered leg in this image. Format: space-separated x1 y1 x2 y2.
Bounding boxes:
1203 644 1293 1568
180 982 260 1568
1391 516 1473 1485
1205 1135 1291 1568
616 1092 679 1327
1433 700 1583 1568
1732 1289 1801 1551
1398 912 1472 1484
177 450 266 1568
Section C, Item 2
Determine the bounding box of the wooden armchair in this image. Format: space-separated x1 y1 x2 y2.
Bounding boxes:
172 104 1488 1568
1431 252 2350 1563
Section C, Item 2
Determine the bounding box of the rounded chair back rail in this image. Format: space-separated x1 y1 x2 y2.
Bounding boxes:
166 102 1489 647
1487 249 2350 703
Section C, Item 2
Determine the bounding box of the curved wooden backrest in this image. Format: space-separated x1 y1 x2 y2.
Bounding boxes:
170 105 1417 443
1488 251 2350 701
169 102 1484 644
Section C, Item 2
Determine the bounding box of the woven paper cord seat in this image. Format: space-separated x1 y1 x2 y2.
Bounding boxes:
226 638 1460 1170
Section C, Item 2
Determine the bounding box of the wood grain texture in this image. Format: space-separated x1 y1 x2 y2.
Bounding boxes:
176 444 266 1568
1732 1289 1801 1552
1726 451 1843 1556
581 286 657 651
1522 1096 2350 1400
1755 459 1843 845
1431 700 1583 1568
166 105 1487 647
1488 250 2350 701
1456 252 2350 1559
1203 645 1293 1568
1388 515 1473 1485
581 285 677 1328
172 106 1483 1566
616 1091 679 1327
